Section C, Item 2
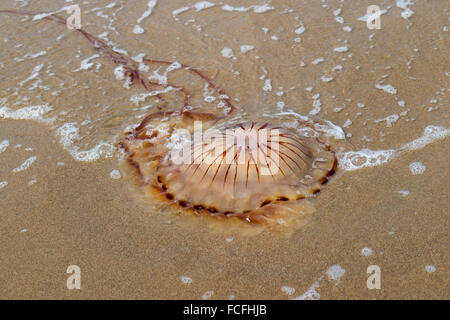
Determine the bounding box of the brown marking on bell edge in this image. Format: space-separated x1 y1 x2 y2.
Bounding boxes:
165 193 174 200
296 195 306 200
319 177 329 185
194 205 205 211
178 200 188 207
327 160 337 177
161 184 168 191
260 200 272 207
207 207 219 213
277 196 289 201
312 188 321 195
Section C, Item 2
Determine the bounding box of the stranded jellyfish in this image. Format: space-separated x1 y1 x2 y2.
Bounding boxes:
121 115 337 224
1 9 338 226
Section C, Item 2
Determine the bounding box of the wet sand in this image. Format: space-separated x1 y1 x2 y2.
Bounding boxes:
0 0 448 299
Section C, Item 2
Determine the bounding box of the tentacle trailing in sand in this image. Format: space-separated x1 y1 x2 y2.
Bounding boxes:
0 9 236 117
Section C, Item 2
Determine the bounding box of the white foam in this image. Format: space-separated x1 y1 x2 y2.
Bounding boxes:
409 161 425 175
260 79 272 92
399 126 450 152
327 265 345 283
343 119 352 128
375 83 397 95
172 6 190 16
314 120 346 140
375 114 400 127
339 125 448 172
398 190 409 196
12 156 37 173
181 276 192 284
222 3 274 13
133 25 145 34
281 286 296 295
424 265 436 273
221 47 234 59
56 123 114 162
0 104 53 123
0 181 8 189
361 247 373 257
73 54 101 72
14 50 47 62
309 94 321 115
294 26 305 35
358 9 388 22
110 169 121 179
194 1 215 11
338 149 396 171
396 0 415 19
312 58 325 65
343 26 352 32
0 139 9 153
137 0 157 24
201 290 214 300
292 281 320 300
240 45 254 53
19 63 43 87
334 46 348 53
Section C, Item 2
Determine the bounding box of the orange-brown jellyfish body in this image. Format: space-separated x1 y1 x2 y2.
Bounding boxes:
120 113 337 225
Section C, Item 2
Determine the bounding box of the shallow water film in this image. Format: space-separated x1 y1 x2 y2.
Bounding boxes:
0 0 448 299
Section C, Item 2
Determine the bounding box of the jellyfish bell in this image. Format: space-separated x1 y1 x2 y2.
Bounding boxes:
120 112 337 229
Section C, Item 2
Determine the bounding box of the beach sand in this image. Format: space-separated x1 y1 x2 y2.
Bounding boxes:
0 0 448 299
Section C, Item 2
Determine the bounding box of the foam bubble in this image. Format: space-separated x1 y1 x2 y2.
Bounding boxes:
181 276 192 284
0 181 8 189
338 149 396 171
409 162 425 175
221 47 235 59
202 290 214 300
334 46 348 53
0 139 9 153
294 26 305 35
361 247 373 257
375 114 400 127
110 169 121 179
194 1 215 11
133 25 145 34
375 83 397 95
263 79 272 92
327 265 345 283
73 54 101 72
0 104 54 123
424 265 436 273
396 0 415 19
358 9 388 22
281 286 296 295
240 45 254 53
